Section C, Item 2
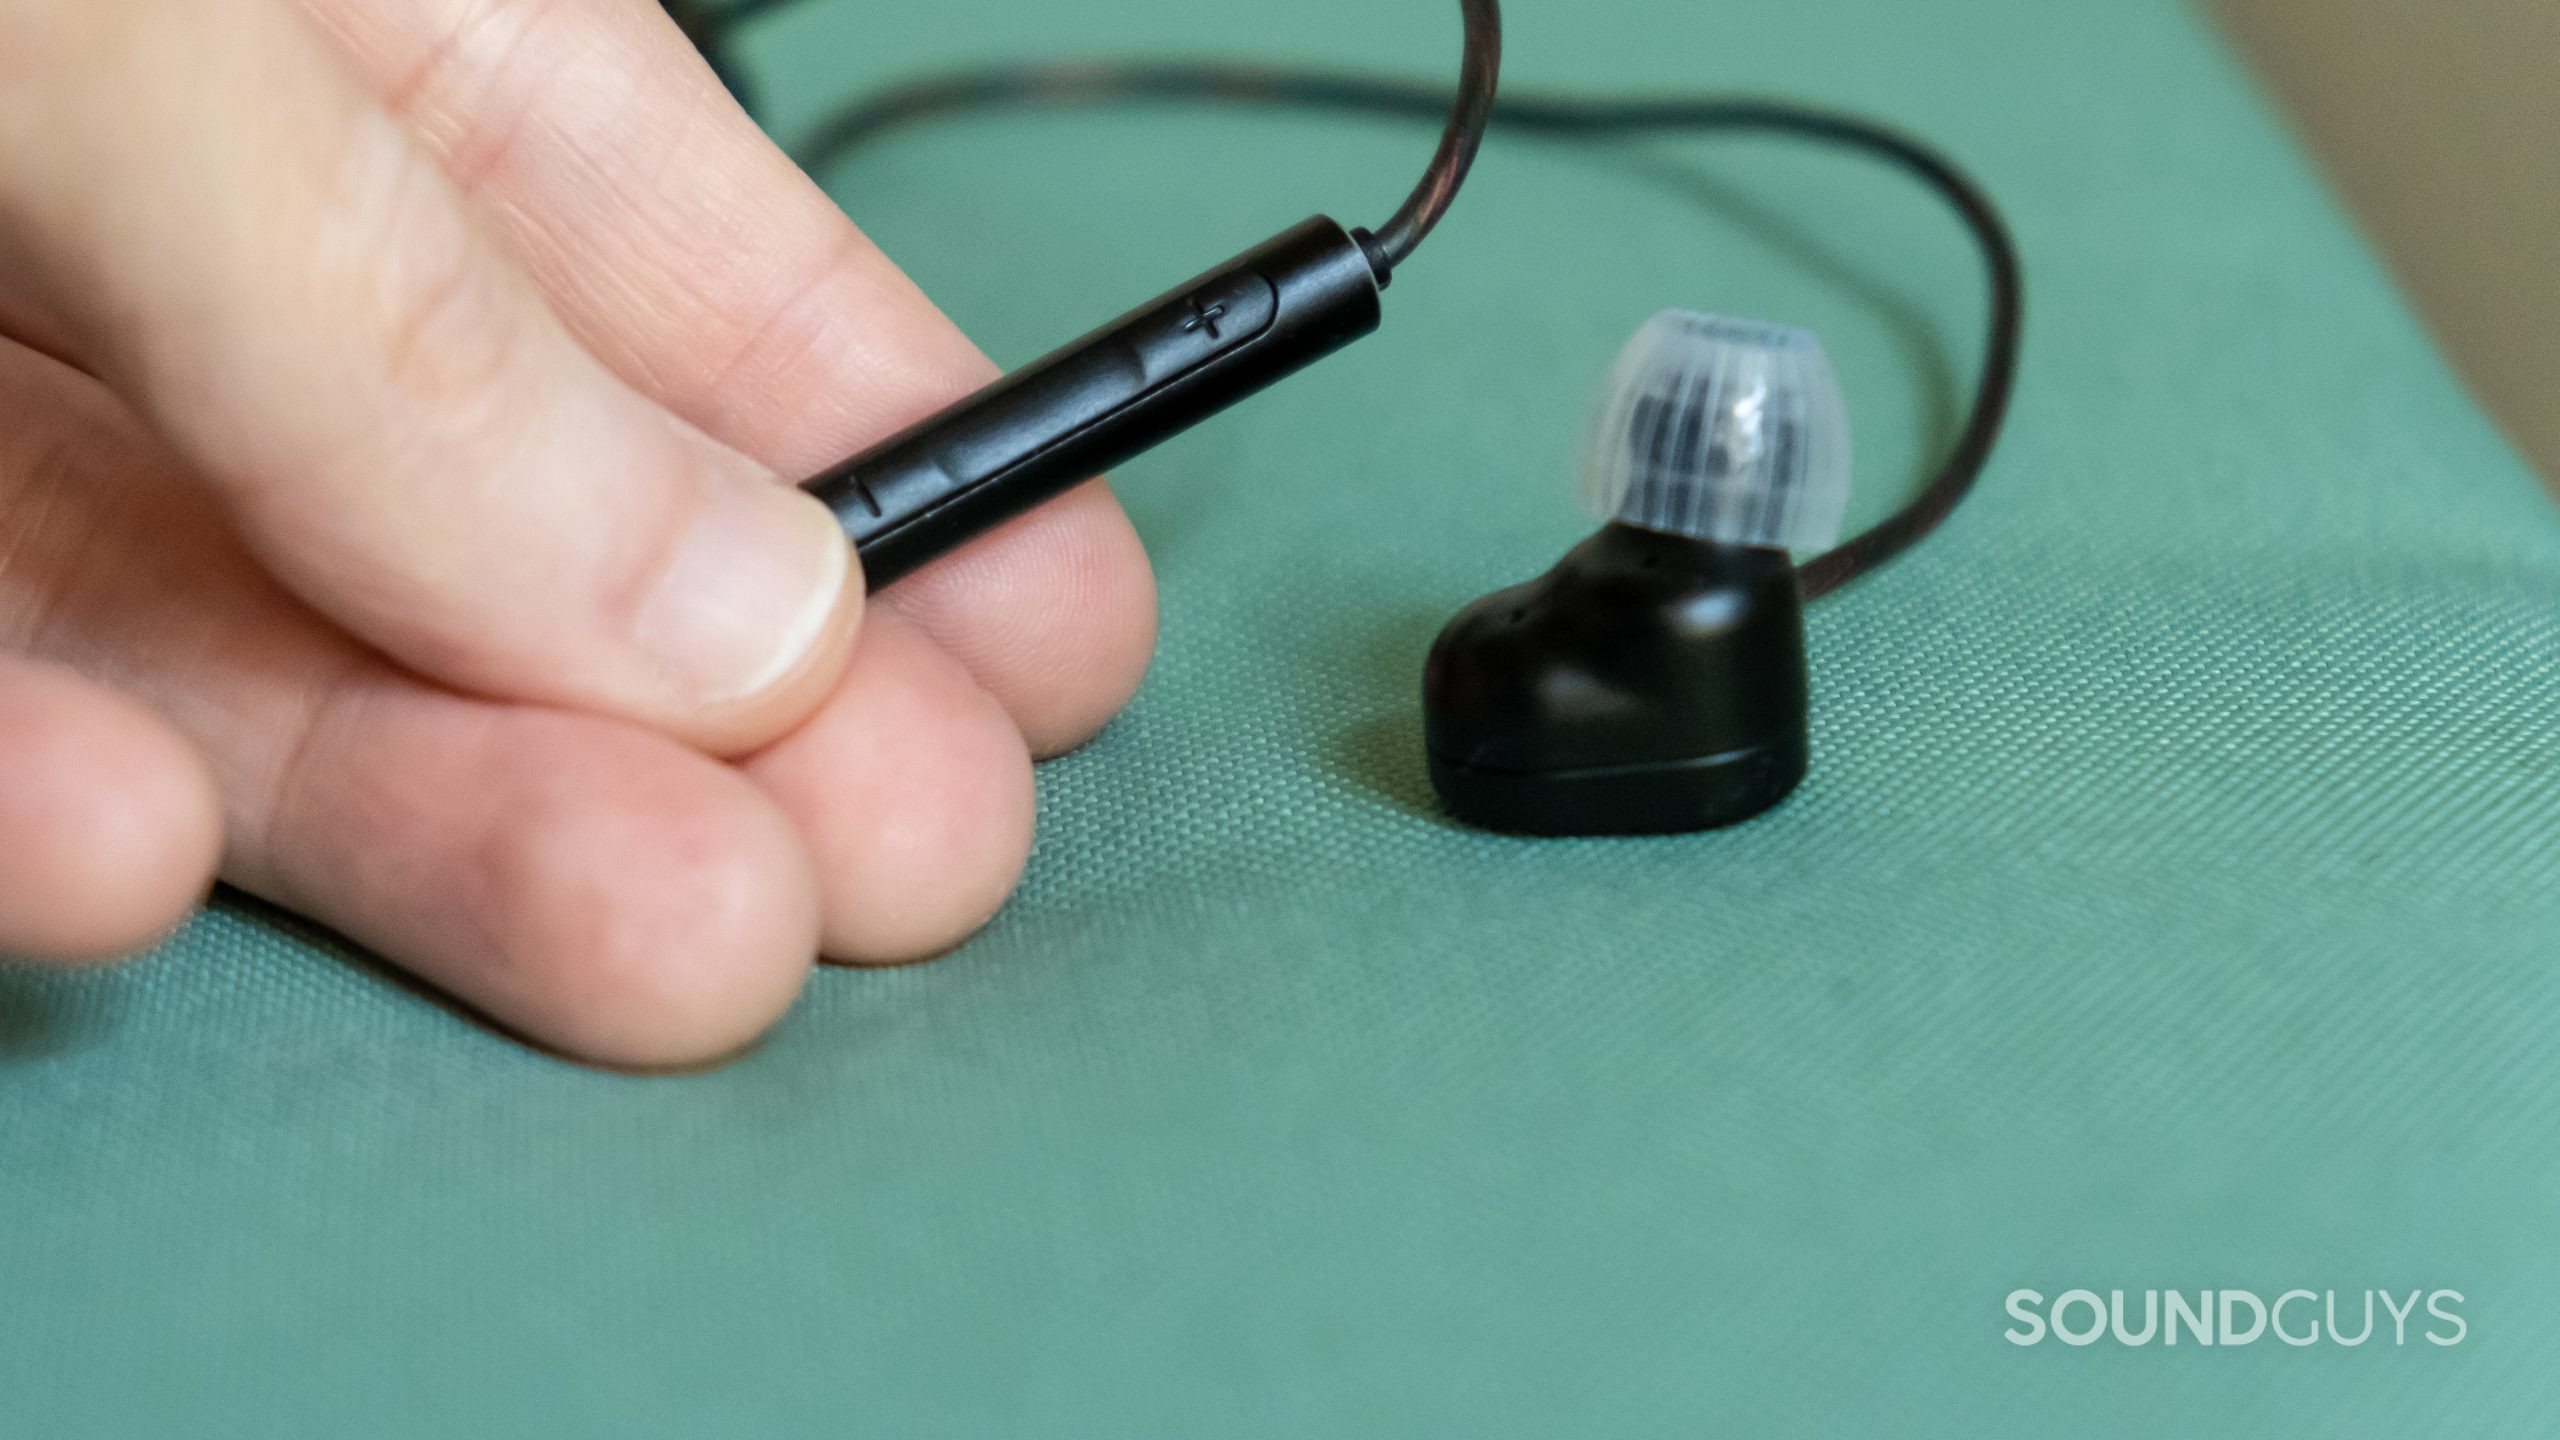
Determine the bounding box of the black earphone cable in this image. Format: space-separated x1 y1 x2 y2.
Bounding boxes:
1361 0 1502 275
670 0 2020 600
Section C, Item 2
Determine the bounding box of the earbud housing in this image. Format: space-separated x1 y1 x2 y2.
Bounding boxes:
1423 525 1808 835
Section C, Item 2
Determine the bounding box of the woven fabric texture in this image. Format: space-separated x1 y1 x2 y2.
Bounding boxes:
4 0 2555 1433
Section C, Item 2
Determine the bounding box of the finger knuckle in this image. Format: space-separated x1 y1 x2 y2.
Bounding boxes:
299 117 539 491
331 128 524 407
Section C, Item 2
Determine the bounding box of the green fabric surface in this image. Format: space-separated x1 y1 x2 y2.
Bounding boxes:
6 0 2556 1432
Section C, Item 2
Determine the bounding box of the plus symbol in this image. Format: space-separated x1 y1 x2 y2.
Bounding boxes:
1182 296 1228 342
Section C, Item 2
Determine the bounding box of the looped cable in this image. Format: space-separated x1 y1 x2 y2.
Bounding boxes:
674 0 2021 598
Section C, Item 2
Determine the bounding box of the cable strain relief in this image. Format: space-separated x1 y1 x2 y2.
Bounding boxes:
1349 227 1394 289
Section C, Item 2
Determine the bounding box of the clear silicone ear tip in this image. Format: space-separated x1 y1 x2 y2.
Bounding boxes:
1578 310 1853 553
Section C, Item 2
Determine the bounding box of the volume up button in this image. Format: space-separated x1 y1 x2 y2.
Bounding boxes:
1134 271 1279 387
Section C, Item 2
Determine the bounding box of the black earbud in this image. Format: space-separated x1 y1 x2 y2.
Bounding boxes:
1423 526 1809 836
1420 310 1855 838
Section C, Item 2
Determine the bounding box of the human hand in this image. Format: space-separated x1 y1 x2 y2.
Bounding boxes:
0 0 1157 1066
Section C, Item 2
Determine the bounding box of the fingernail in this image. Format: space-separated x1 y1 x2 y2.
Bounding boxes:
636 481 851 704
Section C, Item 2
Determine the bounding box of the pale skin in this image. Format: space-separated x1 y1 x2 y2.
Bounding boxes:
0 0 1160 1067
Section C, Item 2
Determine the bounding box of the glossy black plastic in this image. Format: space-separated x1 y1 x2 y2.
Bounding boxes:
806 216 1382 588
1423 524 1809 836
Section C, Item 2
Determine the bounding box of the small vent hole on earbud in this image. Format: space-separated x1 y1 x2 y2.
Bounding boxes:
1507 609 1527 626
1640 554 1661 570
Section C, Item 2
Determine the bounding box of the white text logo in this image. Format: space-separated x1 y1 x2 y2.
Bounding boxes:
2003 1289 2465 1348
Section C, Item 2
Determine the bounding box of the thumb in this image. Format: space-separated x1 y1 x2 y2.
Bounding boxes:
0 0 858 754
